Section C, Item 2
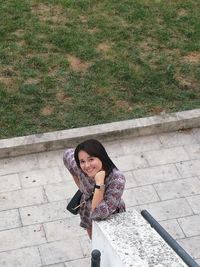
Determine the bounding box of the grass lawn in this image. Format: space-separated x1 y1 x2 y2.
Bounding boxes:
0 0 200 138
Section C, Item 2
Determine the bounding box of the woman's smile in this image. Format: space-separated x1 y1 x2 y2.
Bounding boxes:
78 150 103 178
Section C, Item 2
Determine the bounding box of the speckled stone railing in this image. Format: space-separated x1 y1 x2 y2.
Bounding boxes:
92 209 187 267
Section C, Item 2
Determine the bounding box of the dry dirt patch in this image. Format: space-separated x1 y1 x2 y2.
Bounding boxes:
182 52 200 64
41 105 54 116
0 68 19 90
17 40 26 48
31 3 67 24
79 16 88 23
67 55 90 72
97 42 112 53
56 91 72 103
0 76 20 92
0 77 14 87
14 29 25 38
24 78 41 85
177 9 188 17
138 39 156 61
115 100 133 111
95 87 112 96
87 28 99 34
175 75 198 90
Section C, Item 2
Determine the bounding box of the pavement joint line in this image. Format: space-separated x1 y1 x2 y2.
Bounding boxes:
0 108 200 159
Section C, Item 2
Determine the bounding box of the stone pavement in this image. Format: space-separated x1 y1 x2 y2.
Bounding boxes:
0 126 200 266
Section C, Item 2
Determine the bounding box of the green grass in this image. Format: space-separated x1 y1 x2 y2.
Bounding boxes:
0 0 200 138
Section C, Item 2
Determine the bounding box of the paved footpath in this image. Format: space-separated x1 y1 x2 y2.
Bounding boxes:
0 128 200 266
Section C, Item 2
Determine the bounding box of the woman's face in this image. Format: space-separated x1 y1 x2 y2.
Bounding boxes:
78 150 103 178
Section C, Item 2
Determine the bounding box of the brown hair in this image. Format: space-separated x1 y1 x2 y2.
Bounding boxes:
74 139 117 176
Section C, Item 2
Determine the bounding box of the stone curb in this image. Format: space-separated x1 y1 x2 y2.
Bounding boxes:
0 108 200 158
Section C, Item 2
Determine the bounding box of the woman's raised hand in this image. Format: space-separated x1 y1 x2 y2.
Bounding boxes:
94 170 106 184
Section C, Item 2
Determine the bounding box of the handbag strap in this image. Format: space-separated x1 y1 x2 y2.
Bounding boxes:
83 191 94 202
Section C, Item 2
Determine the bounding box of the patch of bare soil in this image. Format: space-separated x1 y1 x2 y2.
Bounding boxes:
0 77 14 87
17 40 26 47
87 28 99 34
138 39 156 62
139 39 153 53
31 3 67 25
41 105 54 116
26 52 50 59
67 55 90 72
56 91 72 103
150 106 165 115
0 77 20 92
177 9 188 17
182 52 200 64
24 78 40 85
14 29 25 37
0 68 17 77
96 42 112 53
79 16 88 23
0 68 19 91
95 87 112 96
115 100 133 111
175 75 198 90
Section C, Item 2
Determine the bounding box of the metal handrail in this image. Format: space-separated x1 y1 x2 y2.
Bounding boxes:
141 209 200 267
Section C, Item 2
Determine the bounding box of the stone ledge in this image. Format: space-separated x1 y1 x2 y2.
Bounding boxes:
92 209 187 267
0 108 200 158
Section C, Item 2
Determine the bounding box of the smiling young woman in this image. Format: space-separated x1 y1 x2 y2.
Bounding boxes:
63 139 126 239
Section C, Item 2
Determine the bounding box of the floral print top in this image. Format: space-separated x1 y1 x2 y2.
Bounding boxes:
63 148 126 229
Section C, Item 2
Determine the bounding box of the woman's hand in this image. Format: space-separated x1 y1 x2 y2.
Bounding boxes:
92 170 106 212
94 170 106 184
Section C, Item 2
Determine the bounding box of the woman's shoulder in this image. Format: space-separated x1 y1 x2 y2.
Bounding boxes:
63 148 74 157
63 148 75 168
109 168 126 181
63 148 75 162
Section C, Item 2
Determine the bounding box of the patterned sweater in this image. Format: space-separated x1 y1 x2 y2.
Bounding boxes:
63 148 126 229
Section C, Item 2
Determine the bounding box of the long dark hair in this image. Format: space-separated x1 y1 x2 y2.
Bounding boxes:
74 139 117 176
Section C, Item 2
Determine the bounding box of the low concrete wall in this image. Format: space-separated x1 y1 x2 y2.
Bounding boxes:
0 108 200 158
92 209 187 267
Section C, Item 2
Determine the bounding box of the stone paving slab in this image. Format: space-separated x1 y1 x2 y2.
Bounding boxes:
187 195 200 214
0 224 46 251
159 219 185 239
0 247 42 267
0 173 21 193
18 167 64 188
123 185 159 206
139 198 194 221
132 163 181 185
38 239 84 265
179 236 200 259
144 146 190 166
0 209 21 231
154 177 200 200
178 215 200 237
0 187 47 211
0 111 200 266
176 159 200 178
43 218 85 242
19 200 71 226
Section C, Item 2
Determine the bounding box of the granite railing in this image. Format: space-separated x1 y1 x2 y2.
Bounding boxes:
92 209 198 267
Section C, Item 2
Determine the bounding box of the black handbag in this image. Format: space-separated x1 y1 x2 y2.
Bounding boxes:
66 190 83 215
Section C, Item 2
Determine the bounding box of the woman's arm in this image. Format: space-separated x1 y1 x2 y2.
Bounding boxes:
63 149 80 187
91 171 106 211
91 171 125 220
72 175 80 188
